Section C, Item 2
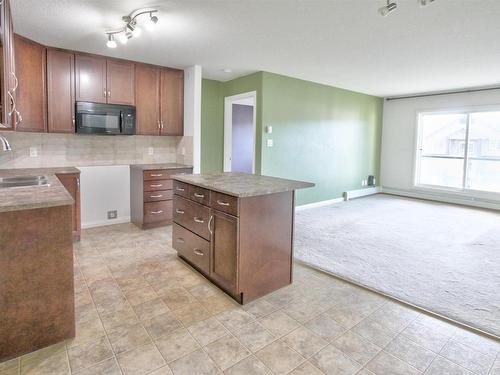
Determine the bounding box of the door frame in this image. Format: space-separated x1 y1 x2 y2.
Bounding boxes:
223 91 257 173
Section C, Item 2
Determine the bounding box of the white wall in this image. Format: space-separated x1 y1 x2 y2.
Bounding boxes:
381 88 500 209
184 65 202 173
79 166 131 228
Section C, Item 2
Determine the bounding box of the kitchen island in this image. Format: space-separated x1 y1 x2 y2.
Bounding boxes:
0 167 77 361
172 173 314 304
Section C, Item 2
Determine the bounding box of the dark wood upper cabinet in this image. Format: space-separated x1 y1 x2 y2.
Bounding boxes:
106 60 134 105
210 210 238 295
75 54 106 103
135 63 160 135
1 0 16 129
47 49 75 133
14 35 47 132
160 69 184 136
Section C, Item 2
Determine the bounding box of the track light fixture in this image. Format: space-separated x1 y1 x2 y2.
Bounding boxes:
420 0 435 6
379 0 397 16
105 8 158 48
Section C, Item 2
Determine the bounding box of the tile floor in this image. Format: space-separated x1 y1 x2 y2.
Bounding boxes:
1 223 499 375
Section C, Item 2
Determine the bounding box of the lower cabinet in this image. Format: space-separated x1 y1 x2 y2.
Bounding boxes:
172 181 295 304
56 172 81 241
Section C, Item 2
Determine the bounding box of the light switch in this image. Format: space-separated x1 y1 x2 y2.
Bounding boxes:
148 147 154 155
266 139 273 147
29 147 38 157
265 125 273 134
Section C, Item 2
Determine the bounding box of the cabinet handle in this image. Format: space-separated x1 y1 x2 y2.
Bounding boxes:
193 193 204 198
72 116 75 125
217 200 230 206
175 209 185 214
176 187 185 192
150 174 163 177
108 91 111 98
103 90 107 98
193 249 204 256
150 184 163 187
194 217 204 223
208 215 214 235
160 121 164 129
150 210 163 215
176 237 185 243
150 194 163 198
11 72 19 92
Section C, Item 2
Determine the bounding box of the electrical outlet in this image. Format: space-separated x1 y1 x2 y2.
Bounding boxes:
266 139 274 147
29 147 38 157
148 147 154 155
107 210 117 220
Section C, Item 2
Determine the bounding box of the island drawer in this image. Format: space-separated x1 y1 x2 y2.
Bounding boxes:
173 180 189 198
188 185 211 206
173 196 211 240
144 180 173 192
173 223 210 275
210 191 239 216
143 190 173 203
144 201 172 224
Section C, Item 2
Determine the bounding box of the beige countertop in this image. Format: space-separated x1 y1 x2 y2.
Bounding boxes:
129 163 193 171
0 167 79 213
173 172 314 197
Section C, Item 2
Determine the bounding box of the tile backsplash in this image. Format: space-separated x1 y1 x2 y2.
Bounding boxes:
0 132 193 169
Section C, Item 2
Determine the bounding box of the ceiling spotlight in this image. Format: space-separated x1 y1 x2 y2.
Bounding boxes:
127 23 141 38
420 0 435 6
106 34 117 48
118 33 129 45
223 68 232 73
379 0 397 16
145 13 159 31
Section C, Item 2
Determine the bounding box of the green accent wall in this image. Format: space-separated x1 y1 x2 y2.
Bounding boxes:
201 71 383 206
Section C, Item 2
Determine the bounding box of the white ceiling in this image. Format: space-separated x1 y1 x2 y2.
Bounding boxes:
11 0 500 97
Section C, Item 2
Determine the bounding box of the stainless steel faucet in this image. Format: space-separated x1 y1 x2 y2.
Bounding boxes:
0 133 12 151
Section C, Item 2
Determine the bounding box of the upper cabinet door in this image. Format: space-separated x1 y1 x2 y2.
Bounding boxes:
135 63 160 135
75 54 106 103
106 60 135 105
14 35 47 132
1 0 16 128
160 69 184 136
47 49 75 133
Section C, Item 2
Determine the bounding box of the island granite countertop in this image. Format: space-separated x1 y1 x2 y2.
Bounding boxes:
173 172 314 197
0 167 79 213
130 163 192 171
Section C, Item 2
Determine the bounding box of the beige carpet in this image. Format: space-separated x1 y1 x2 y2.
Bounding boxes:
294 194 500 338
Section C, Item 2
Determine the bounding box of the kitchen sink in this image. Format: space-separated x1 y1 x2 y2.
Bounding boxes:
0 175 50 188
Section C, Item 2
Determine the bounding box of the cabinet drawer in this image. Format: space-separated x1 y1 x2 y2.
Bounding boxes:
143 168 192 181
172 223 210 275
143 190 173 203
173 196 211 240
144 201 172 224
144 179 172 192
211 191 239 216
173 180 189 198
188 185 210 206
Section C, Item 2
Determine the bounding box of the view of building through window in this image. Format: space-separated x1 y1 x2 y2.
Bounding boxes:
417 110 500 193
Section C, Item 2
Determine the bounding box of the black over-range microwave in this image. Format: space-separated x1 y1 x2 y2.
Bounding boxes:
75 102 136 135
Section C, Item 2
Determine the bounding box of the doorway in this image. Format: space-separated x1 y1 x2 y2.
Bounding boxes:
224 91 256 173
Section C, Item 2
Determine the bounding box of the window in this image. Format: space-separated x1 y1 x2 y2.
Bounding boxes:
416 109 500 193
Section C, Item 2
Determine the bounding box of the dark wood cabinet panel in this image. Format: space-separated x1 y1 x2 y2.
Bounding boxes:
210 210 238 295
75 54 106 103
173 223 210 275
106 60 134 105
13 35 46 132
1 0 16 128
135 63 160 135
173 196 211 240
56 172 81 241
160 69 184 136
47 49 75 133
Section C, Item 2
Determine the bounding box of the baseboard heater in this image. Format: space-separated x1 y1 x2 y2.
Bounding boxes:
344 186 381 200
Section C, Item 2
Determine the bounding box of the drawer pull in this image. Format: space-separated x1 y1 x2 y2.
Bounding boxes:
175 209 185 214
193 249 204 256
150 210 164 215
194 217 204 223
176 187 185 192
150 184 163 188
176 237 185 243
150 194 163 198
217 200 230 206
193 193 205 198
150 173 163 177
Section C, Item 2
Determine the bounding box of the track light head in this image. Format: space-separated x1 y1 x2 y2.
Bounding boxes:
106 34 117 48
145 13 159 31
420 0 435 6
379 0 397 16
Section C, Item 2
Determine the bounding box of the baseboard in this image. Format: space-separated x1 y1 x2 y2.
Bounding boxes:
344 186 381 200
381 187 500 211
82 216 131 229
296 197 345 211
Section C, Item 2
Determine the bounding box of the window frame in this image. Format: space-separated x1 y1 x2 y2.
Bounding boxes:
414 105 500 197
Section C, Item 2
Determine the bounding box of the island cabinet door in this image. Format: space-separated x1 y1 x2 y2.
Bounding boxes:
210 209 238 296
